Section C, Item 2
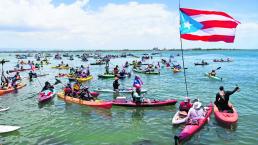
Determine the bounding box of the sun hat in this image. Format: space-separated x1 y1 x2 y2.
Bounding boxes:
193 102 202 109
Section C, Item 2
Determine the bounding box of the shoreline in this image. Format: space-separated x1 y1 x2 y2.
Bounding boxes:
0 48 257 53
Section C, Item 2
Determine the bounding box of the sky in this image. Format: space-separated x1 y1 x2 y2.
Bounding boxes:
0 0 257 50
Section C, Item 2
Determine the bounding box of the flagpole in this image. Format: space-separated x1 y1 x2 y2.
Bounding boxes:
178 0 189 97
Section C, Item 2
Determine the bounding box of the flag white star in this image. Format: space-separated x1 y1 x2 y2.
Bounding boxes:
184 21 191 29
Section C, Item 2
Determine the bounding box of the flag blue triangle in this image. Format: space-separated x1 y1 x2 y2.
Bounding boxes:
180 11 203 34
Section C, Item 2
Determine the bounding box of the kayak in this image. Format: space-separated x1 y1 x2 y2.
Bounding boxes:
213 59 233 62
90 62 105 65
172 111 188 125
98 74 115 78
204 73 222 81
133 69 160 75
0 125 21 133
57 92 112 109
174 103 213 144
8 68 35 73
173 68 181 73
38 90 55 103
94 88 147 93
75 75 93 83
214 103 238 124
194 62 208 65
0 83 26 96
0 107 9 112
51 66 70 69
112 99 177 107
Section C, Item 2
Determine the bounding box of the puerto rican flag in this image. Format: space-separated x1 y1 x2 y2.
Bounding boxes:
180 8 240 43
133 76 143 87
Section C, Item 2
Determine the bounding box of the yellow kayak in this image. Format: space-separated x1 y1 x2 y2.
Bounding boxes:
51 66 70 69
76 75 93 83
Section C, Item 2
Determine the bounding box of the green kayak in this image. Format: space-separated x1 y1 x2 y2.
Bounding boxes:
133 69 160 75
204 73 222 81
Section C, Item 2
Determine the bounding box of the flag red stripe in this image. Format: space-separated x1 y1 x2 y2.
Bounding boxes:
180 8 240 23
181 34 235 43
201 20 238 29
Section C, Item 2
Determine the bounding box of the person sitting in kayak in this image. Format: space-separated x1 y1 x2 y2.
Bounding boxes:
1 75 10 89
28 71 37 81
72 81 81 97
214 86 240 113
113 77 120 91
186 102 206 124
11 72 21 87
179 97 192 116
132 85 142 103
41 81 54 92
79 87 94 101
209 70 216 76
119 69 126 78
64 83 72 96
114 65 119 75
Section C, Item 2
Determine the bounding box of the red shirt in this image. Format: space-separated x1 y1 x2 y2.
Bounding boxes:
179 101 192 112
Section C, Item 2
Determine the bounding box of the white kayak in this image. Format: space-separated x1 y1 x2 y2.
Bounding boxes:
0 125 20 133
172 111 188 125
0 107 9 112
94 88 147 93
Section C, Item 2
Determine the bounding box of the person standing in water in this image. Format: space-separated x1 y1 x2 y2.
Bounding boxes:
113 77 120 91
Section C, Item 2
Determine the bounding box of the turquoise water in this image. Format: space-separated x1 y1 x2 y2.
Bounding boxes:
0 50 258 145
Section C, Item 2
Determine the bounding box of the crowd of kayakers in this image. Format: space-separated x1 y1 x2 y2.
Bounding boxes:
0 52 240 144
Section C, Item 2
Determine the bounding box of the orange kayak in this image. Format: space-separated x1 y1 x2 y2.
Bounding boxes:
0 83 27 96
57 92 112 109
214 103 238 124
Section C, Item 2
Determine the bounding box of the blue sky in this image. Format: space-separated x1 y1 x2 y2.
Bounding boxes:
0 0 257 50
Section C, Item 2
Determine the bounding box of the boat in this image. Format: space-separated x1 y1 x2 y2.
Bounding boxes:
213 59 233 62
112 98 177 107
94 88 147 93
51 66 70 69
57 92 112 109
0 83 26 96
174 103 213 145
0 125 21 134
38 90 55 103
0 107 9 112
214 103 238 124
204 73 222 81
75 75 93 83
133 68 160 75
172 111 189 125
90 62 105 65
8 68 35 73
194 62 209 65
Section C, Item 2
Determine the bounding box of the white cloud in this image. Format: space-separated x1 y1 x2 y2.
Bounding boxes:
0 0 256 50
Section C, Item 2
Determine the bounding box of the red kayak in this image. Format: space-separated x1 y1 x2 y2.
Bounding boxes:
38 90 55 103
214 103 238 124
112 98 177 107
174 103 213 144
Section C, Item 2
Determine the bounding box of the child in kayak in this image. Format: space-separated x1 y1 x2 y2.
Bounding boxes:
72 81 80 97
214 86 240 113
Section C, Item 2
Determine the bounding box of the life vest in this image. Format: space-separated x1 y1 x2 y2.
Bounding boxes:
73 84 80 91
